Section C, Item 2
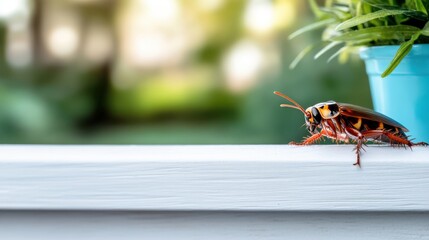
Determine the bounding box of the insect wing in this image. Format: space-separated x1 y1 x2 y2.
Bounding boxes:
338 103 409 132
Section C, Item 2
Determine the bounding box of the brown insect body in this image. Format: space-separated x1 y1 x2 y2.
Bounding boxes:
274 91 428 167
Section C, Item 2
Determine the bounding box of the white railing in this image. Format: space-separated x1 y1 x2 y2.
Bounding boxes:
0 145 428 239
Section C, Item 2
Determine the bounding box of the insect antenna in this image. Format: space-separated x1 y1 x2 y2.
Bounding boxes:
273 91 308 116
279 104 305 112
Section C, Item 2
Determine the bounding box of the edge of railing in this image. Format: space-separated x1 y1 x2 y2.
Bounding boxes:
0 144 428 211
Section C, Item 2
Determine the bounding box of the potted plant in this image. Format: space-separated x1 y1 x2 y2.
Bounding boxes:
290 0 429 142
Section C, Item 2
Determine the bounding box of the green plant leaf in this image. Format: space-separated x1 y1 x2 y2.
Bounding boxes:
289 45 314 69
415 0 428 15
314 41 342 59
362 0 428 20
407 0 428 15
289 18 337 40
308 0 326 18
331 25 420 42
421 21 429 36
327 46 348 62
381 32 421 78
362 0 401 9
319 6 351 19
355 1 364 29
336 9 412 31
403 10 429 21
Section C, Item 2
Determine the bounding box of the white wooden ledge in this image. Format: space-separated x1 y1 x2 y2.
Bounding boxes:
0 145 428 211
2 145 429 240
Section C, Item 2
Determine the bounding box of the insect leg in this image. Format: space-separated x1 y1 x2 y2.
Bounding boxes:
350 129 406 167
289 130 326 145
385 131 428 147
354 139 363 168
363 130 428 148
345 127 365 167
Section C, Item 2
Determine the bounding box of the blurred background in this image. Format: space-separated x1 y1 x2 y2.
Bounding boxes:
0 0 371 144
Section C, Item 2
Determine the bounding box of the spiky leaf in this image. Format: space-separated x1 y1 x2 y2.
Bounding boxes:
289 18 337 40
381 32 421 77
336 9 413 30
331 25 420 42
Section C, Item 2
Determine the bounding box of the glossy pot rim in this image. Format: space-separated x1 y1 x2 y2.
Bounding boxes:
360 44 429 59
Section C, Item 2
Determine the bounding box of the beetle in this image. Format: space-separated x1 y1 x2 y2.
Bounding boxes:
274 91 428 167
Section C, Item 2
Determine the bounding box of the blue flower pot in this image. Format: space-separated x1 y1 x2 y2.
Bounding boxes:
360 44 429 142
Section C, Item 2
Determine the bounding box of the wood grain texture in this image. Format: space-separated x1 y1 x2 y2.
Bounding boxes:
0 145 428 211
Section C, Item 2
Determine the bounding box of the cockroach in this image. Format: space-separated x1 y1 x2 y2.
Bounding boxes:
274 91 428 167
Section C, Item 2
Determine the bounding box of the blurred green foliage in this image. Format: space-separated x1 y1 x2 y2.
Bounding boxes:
0 0 371 144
